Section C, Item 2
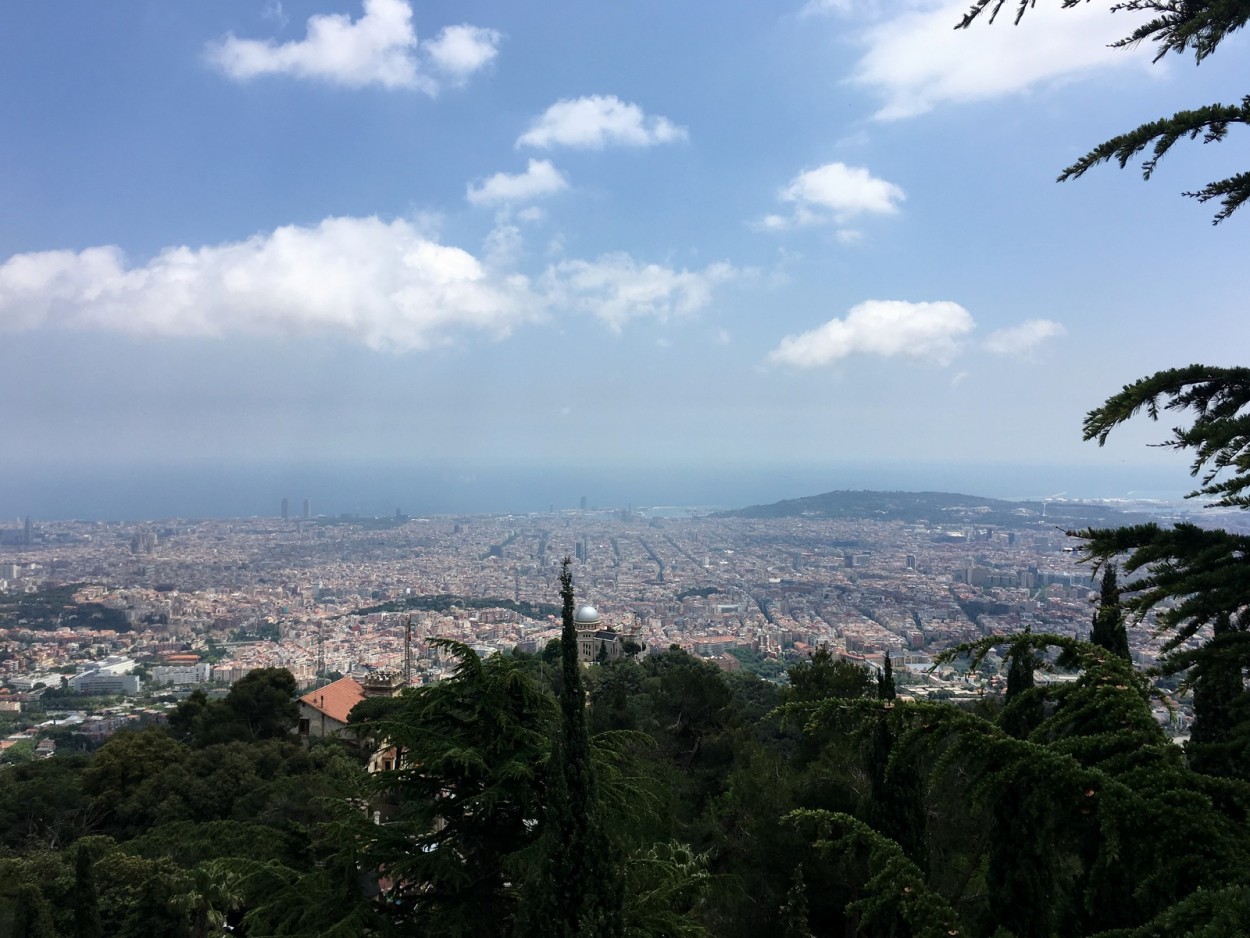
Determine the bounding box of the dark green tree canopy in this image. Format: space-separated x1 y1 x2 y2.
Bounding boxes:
958 1 1250 222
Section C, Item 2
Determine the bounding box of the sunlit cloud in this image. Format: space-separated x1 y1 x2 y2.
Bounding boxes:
517 95 687 149
0 219 743 349
761 162 904 231
0 217 541 351
850 0 1152 120
204 0 500 93
423 24 502 79
467 159 568 206
768 299 974 367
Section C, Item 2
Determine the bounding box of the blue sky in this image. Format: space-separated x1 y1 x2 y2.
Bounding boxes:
1 1 1246 513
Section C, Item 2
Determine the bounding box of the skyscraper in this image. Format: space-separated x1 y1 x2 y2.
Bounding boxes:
303 499 311 520
23 516 32 546
281 498 289 521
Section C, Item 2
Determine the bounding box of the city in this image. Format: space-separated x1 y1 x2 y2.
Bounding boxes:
0 489 1208 754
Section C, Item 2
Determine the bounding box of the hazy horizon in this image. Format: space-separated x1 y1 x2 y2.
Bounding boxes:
0 460 1200 523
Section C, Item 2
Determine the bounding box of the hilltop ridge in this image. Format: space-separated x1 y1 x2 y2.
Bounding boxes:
717 489 1158 529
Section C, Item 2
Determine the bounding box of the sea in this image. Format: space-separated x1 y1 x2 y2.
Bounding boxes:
0 461 1195 523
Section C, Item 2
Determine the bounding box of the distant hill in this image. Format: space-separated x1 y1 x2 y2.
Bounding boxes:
716 490 1158 530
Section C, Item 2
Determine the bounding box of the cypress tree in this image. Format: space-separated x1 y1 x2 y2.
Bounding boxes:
72 844 103 938
877 653 896 701
1002 633 1045 740
1090 564 1130 661
520 558 622 936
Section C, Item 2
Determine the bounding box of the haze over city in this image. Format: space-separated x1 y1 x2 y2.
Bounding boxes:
2 0 1244 519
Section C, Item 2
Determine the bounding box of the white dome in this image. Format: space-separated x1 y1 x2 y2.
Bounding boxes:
574 604 600 625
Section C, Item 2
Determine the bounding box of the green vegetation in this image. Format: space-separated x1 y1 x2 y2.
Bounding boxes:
969 3 1250 783
0 585 131 633
725 646 787 682
3 614 1250 935
961 0 1250 224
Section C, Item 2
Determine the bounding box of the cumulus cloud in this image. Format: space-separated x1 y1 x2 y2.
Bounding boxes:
767 300 974 367
763 162 904 231
517 95 687 149
0 220 747 349
423 24 502 78
467 159 568 206
984 318 1065 355
544 255 738 332
850 1 1152 120
205 0 500 93
0 217 541 352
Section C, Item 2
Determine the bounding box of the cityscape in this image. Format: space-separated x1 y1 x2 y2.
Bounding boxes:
0 487 1220 751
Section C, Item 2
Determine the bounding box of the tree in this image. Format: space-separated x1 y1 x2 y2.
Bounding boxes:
958 1 1250 223
787 647 873 704
877 653 896 701
1076 367 1250 777
349 640 556 936
1091 563 1130 661
519 558 623 937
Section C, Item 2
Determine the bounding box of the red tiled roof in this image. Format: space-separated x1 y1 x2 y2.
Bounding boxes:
300 676 364 725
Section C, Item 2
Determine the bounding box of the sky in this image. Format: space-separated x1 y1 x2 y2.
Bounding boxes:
1 1 1247 517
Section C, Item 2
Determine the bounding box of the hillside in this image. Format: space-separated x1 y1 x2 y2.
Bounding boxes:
717 489 1157 529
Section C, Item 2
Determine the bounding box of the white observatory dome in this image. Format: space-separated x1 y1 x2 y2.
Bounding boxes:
574 604 600 626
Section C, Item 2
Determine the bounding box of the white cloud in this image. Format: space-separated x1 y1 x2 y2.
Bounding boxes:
984 318 1065 355
205 0 500 93
423 24 501 78
799 0 854 16
517 95 687 150
0 221 752 349
544 255 737 332
0 217 541 352
767 299 974 367
763 162 904 230
851 1 1152 120
467 159 568 206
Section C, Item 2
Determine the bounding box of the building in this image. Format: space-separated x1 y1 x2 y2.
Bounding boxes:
297 670 404 740
281 498 289 521
574 605 641 664
69 656 141 695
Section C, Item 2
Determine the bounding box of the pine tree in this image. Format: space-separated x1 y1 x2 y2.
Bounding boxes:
1090 564 1130 661
1076 367 1250 777
957 1 1250 223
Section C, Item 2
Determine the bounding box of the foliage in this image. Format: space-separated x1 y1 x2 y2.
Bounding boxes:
957 1 1250 223
1075 365 1250 777
1091 564 1130 661
520 558 624 937
350 639 556 936
786 646 874 704
169 667 300 746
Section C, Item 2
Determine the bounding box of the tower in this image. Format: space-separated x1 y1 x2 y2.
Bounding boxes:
23 516 32 546
303 498 311 520
281 498 289 521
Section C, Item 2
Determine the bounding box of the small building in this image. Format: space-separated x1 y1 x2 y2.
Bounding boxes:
297 671 404 740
